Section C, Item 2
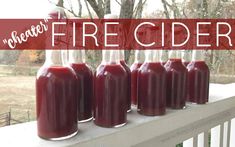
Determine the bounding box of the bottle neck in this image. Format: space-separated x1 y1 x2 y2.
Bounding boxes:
145 50 161 63
45 50 67 66
120 50 125 61
181 50 191 62
160 50 168 62
169 50 182 59
192 50 205 61
68 50 85 64
102 50 120 64
134 50 145 63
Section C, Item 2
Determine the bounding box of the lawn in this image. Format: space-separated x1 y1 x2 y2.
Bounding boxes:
0 76 36 122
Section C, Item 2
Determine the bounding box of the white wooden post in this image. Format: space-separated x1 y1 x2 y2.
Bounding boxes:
183 132 207 147
211 125 221 147
193 136 198 147
230 118 235 147
183 138 193 147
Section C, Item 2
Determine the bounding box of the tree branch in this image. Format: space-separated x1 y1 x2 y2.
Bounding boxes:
48 0 79 17
84 0 93 19
133 0 147 18
161 0 170 18
86 0 104 18
56 0 64 7
104 0 111 14
77 0 82 17
182 0 188 18
119 0 135 18
202 0 208 18
114 0 121 6
211 0 222 18
67 0 76 16
182 8 188 18
171 0 180 18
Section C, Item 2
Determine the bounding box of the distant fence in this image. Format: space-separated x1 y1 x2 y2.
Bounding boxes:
0 109 30 127
0 112 10 127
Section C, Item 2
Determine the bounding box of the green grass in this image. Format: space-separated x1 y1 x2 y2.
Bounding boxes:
176 143 183 147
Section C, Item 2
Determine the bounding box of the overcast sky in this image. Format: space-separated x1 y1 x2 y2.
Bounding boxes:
0 0 164 18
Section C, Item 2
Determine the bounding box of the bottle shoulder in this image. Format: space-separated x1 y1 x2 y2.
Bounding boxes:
96 64 127 77
36 65 77 80
139 62 166 73
164 60 187 72
187 61 209 71
70 63 93 75
130 62 142 71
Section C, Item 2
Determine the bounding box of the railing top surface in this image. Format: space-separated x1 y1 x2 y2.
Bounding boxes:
0 83 235 147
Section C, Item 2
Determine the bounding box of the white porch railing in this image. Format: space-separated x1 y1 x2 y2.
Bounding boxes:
0 83 234 147
183 83 235 147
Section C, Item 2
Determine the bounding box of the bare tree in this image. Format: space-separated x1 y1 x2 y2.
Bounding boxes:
56 0 64 7
161 0 170 18
104 0 111 14
211 0 222 18
119 0 135 18
86 0 104 18
84 0 135 18
201 0 208 18
78 0 83 17
49 0 146 62
48 0 83 17
133 0 147 18
171 0 180 18
84 0 94 18
161 0 183 18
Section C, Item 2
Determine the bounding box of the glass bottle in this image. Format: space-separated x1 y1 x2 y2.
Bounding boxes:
187 50 209 104
130 50 144 106
94 50 127 128
69 50 93 122
182 50 192 67
119 50 131 112
104 13 131 112
138 50 166 116
36 50 78 140
164 50 187 109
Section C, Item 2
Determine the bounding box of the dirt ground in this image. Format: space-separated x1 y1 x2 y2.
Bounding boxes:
0 76 36 121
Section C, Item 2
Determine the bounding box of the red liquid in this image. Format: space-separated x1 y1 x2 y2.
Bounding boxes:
93 64 105 119
94 64 127 127
36 66 78 139
70 63 93 122
120 60 131 111
164 59 187 109
130 63 142 105
138 62 166 116
187 61 209 104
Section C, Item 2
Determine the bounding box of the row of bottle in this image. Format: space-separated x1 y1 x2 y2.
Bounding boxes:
132 50 210 116
36 49 209 140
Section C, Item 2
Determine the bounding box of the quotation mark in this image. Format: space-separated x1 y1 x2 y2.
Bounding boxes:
3 39 7 44
44 18 48 23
